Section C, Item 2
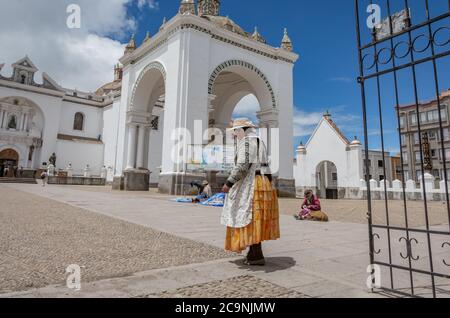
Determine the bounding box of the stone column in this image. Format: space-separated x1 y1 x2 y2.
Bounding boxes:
136 125 147 169
23 114 29 132
126 124 138 170
19 113 25 131
0 110 5 129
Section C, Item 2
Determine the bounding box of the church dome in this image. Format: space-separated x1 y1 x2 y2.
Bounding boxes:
202 15 249 38
350 138 362 146
95 80 121 96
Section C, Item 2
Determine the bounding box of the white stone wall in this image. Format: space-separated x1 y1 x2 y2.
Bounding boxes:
359 174 449 201
102 100 121 181
59 100 104 140
0 83 106 175
56 140 104 176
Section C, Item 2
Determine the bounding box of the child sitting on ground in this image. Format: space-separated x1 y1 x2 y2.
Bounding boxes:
295 190 328 222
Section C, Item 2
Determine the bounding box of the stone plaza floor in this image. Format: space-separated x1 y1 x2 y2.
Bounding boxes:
0 184 449 298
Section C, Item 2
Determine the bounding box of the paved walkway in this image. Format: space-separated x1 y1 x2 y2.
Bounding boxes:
0 184 388 298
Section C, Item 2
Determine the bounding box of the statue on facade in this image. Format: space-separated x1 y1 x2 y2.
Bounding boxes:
84 164 91 178
47 163 55 176
49 153 56 167
101 166 107 179
8 116 17 129
66 163 73 177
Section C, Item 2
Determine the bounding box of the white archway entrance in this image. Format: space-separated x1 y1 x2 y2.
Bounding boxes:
316 161 338 199
208 60 278 168
121 62 166 191
208 60 277 131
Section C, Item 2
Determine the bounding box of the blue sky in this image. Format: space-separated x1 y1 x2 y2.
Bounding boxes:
53 0 450 156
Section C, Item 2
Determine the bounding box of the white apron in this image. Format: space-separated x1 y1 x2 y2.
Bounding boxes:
221 135 266 229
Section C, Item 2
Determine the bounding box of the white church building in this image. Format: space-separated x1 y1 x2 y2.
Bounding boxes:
0 0 299 196
294 112 397 199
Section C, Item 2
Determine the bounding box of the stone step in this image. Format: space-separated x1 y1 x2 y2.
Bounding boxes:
0 178 38 184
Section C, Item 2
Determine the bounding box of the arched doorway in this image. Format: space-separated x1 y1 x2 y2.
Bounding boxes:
0 96 45 169
208 61 277 171
209 60 277 130
316 161 338 199
0 148 19 178
125 62 166 189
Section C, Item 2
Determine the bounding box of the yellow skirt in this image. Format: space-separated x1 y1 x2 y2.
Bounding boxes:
225 175 280 253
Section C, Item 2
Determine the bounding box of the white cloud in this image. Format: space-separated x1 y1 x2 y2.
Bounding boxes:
0 0 158 92
293 110 324 137
137 0 159 10
232 94 260 122
293 106 362 138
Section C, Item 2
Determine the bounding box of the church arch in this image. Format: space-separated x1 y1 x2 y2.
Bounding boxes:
208 60 276 109
130 61 166 111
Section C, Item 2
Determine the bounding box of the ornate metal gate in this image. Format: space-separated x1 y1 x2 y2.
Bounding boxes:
355 0 450 297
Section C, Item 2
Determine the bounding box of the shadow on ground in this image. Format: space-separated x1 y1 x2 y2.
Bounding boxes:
230 257 296 273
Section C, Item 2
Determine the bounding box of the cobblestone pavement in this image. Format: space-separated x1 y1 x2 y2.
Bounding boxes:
144 275 309 298
0 186 234 293
6 184 447 298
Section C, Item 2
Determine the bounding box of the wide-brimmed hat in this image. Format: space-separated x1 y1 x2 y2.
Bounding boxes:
202 180 209 186
227 118 257 131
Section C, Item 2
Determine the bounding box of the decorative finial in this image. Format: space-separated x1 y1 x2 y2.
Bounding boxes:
124 33 136 55
281 28 293 52
143 31 151 43
160 17 167 30
197 0 220 16
252 26 266 44
179 0 196 15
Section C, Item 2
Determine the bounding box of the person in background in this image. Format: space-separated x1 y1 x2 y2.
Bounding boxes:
191 180 213 203
4 166 9 177
295 189 328 222
40 171 47 187
202 180 212 199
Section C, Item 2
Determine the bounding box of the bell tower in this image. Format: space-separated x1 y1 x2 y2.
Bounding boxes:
197 0 220 16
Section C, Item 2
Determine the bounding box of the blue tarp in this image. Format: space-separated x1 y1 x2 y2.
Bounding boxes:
200 193 226 207
172 193 226 207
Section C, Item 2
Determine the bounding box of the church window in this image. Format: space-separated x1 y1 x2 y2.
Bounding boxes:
73 112 84 131
21 74 26 84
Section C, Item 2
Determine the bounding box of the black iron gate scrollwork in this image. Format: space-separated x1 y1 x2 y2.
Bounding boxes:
355 0 450 298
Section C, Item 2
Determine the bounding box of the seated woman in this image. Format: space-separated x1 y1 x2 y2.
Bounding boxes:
295 190 328 222
192 180 213 203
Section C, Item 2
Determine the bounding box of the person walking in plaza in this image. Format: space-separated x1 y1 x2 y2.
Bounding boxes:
40 170 47 187
221 118 280 266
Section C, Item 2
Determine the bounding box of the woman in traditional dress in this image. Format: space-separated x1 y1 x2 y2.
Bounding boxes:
295 189 329 222
221 119 280 266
